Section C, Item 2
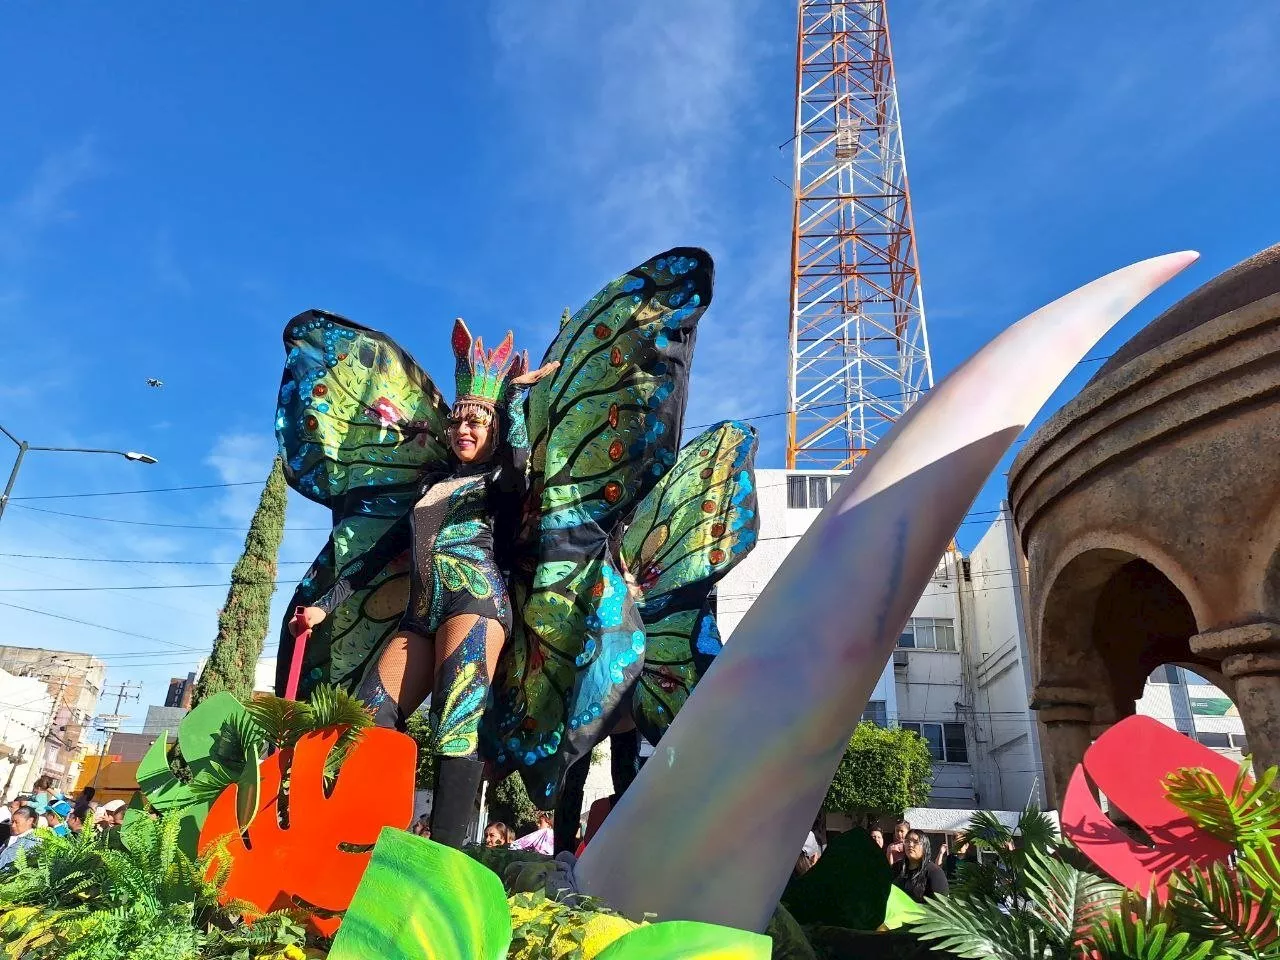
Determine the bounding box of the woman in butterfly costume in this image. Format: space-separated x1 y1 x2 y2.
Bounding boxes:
274 248 760 847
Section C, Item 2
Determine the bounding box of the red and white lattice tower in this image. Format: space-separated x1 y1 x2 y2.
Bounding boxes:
786 0 933 470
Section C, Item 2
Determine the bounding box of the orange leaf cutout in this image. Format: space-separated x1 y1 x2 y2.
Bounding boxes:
198 726 416 937
1061 715 1238 899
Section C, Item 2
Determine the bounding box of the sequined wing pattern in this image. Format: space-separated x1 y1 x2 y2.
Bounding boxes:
489 250 714 802
275 309 452 696
525 247 712 531
620 421 759 745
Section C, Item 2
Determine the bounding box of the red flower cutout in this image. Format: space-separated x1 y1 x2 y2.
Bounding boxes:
199 726 415 937
1062 715 1239 899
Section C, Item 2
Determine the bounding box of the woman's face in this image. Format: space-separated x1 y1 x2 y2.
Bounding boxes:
484 825 505 847
905 832 926 864
450 412 495 463
870 829 884 848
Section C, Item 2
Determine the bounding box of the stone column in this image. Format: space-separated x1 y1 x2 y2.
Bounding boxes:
1191 622 1280 778
1031 684 1103 809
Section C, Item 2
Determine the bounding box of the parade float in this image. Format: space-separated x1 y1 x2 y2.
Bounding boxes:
6 247 1277 960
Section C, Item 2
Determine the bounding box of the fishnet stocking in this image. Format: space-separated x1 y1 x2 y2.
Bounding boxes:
373 629 435 716
367 617 505 719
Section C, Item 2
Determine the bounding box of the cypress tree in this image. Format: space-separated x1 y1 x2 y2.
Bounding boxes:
194 456 287 705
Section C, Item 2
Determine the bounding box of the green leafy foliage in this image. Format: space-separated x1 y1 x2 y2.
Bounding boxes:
1165 761 1280 895
911 807 1121 960
822 722 933 824
194 457 288 706
404 711 437 789
1091 894 1226 960
1166 861 1278 955
909 763 1280 960
0 812 306 960
490 771 540 832
950 807 1060 907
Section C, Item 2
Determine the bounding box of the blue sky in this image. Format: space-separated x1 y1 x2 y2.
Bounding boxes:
1 0 1278 728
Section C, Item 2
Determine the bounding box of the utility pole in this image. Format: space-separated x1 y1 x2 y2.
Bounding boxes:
23 665 71 793
90 682 142 791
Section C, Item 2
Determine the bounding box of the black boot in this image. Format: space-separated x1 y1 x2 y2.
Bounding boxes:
430 756 484 848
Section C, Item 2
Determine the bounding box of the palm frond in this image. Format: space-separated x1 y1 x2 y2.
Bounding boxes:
1165 763 1280 853
1092 895 1227 960
1015 806 1061 853
962 809 1016 853
911 892 1043 960
1167 861 1278 955
1022 845 1122 949
307 682 375 778
246 694 313 750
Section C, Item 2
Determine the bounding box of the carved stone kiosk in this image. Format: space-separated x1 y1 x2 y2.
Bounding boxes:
1010 246 1280 805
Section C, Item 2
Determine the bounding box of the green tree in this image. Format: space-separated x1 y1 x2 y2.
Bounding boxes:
489 772 539 833
404 711 437 790
823 722 933 827
194 457 287 705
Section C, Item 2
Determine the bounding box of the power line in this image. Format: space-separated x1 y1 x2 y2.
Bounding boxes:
0 553 314 565
10 481 261 501
0 581 301 593
0 600 206 651
6 503 329 531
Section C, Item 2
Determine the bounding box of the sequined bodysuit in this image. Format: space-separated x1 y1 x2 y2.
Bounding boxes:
314 390 527 640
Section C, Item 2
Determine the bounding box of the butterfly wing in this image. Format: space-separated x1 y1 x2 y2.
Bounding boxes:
526 248 713 532
488 250 714 802
620 420 760 745
274 310 450 696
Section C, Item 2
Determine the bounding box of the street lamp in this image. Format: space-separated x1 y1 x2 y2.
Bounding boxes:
0 423 158 525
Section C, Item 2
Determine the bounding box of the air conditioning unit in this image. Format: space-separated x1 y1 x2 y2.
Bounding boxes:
892 650 909 669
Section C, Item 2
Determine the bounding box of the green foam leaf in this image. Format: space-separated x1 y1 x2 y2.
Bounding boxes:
595 919 771 959
329 827 511 959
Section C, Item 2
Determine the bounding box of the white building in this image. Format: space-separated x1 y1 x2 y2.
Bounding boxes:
1138 665 1248 759
0 667 55 799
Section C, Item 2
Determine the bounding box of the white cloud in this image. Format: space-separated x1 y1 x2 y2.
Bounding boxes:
486 0 792 452
206 431 278 524
0 137 100 261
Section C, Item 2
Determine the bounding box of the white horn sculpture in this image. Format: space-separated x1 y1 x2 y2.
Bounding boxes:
575 251 1199 931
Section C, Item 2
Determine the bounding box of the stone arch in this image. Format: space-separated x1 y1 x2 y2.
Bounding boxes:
1035 531 1210 649
1033 535 1213 805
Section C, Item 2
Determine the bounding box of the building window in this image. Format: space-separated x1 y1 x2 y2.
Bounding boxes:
787 476 808 509
809 476 829 508
787 474 845 509
1230 733 1249 751
1196 731 1230 749
861 701 887 727
899 721 969 763
896 617 956 652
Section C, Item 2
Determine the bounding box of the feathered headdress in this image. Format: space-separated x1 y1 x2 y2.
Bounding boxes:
450 318 525 410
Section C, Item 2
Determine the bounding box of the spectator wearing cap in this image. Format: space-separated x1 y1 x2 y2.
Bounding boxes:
46 800 73 838
0 806 39 870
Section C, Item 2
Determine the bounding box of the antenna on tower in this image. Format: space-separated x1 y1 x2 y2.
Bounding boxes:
786 0 934 470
